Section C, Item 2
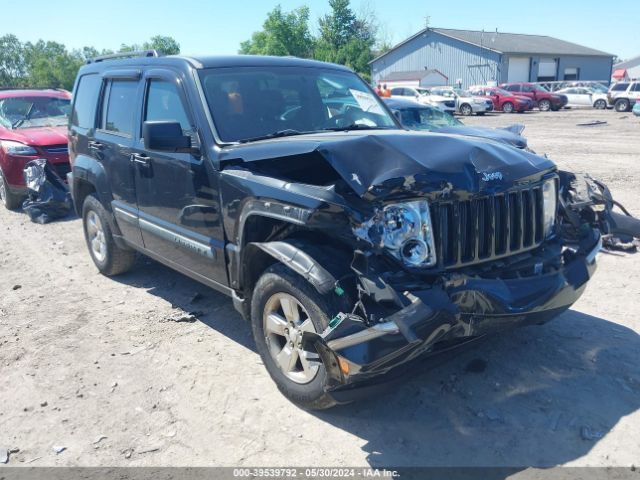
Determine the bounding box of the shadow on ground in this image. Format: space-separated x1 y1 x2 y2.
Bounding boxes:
114 256 640 470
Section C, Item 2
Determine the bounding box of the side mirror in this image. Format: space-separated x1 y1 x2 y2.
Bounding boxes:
142 121 195 154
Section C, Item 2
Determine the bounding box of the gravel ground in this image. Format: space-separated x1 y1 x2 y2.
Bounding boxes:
0 108 639 468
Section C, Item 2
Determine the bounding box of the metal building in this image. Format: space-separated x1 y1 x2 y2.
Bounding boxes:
613 55 640 81
370 28 614 88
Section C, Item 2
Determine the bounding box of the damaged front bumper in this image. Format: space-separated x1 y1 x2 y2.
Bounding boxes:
303 230 601 402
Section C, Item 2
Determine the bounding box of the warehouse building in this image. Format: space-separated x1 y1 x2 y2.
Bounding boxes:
370 28 614 88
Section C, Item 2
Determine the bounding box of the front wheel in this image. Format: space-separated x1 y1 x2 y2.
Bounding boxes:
593 99 607 109
251 263 344 410
82 194 136 276
459 104 472 116
0 169 23 210
538 99 551 111
502 102 514 113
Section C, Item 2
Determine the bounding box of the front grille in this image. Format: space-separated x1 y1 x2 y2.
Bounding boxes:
431 183 546 268
43 144 68 154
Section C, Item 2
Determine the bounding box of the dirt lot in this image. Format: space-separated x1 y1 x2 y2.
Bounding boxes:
1 108 639 468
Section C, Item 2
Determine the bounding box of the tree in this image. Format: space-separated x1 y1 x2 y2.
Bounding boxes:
239 5 314 58
0 35 28 87
144 35 180 55
23 40 83 90
314 0 377 79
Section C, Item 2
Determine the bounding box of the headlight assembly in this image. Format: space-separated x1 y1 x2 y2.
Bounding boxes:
1 140 38 156
542 179 557 237
354 200 437 267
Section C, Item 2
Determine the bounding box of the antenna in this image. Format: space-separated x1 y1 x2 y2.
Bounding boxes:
424 15 430 30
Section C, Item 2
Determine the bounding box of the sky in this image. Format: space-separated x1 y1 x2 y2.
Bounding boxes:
3 0 638 61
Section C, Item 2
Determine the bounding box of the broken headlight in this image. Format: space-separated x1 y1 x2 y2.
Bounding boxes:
354 201 437 267
542 179 557 237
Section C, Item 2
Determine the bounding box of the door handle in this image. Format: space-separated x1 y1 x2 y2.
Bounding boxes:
131 153 151 166
88 140 104 151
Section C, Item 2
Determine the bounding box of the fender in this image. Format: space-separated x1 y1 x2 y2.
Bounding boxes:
71 154 114 212
250 240 338 295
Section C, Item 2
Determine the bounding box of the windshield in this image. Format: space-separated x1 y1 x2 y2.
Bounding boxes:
415 87 430 95
534 85 549 93
397 106 461 130
431 89 455 98
454 89 472 97
199 66 397 143
496 88 512 96
0 96 70 129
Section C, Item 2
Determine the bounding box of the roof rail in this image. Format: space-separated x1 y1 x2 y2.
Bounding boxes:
87 50 161 64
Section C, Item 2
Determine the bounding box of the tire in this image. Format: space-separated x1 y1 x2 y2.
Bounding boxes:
615 99 630 112
460 104 472 116
251 263 347 410
502 102 514 113
82 194 136 276
593 99 607 110
538 99 551 111
0 168 23 210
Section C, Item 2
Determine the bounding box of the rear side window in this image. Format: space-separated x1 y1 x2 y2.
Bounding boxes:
611 83 629 91
144 80 190 130
71 74 101 128
101 80 138 136
505 84 520 92
631 83 640 92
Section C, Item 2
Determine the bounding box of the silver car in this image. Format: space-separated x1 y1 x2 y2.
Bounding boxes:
430 87 493 115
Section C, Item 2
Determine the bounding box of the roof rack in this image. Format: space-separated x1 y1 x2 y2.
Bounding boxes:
87 49 161 64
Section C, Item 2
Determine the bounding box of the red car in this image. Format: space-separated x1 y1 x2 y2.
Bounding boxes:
0 88 71 209
499 82 568 111
469 86 534 113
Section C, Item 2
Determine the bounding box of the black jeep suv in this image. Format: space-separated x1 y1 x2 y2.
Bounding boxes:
68 51 601 409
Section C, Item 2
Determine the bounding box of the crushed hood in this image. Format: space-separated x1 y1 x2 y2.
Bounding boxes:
218 130 555 199
434 125 527 149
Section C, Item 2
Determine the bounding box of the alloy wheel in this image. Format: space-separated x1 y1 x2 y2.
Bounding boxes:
263 292 320 384
86 210 107 263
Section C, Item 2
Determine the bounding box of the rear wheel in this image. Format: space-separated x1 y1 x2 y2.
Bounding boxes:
0 169 23 210
538 99 551 111
502 102 514 113
615 98 630 112
251 263 343 410
82 194 136 276
460 103 472 116
593 99 607 109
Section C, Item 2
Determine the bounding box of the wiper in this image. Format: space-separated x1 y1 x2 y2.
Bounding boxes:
12 118 25 129
321 124 395 132
237 129 307 144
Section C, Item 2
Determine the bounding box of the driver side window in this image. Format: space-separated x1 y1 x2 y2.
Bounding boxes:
144 79 191 132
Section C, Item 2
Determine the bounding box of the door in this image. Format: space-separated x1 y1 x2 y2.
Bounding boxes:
94 73 144 247
575 88 592 106
562 88 578 106
537 58 557 81
508 57 530 82
132 70 228 286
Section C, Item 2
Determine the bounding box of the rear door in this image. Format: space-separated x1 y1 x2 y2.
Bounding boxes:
94 72 144 247
131 68 228 286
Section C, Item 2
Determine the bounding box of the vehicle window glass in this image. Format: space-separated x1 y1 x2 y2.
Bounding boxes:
506 85 519 92
390 88 403 96
399 107 461 130
522 85 533 92
611 83 629 91
144 80 190 131
632 83 640 92
199 66 396 143
0 96 70 130
102 79 138 136
71 74 101 128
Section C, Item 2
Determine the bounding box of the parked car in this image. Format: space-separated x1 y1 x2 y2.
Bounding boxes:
607 82 640 112
0 88 71 210
468 86 533 113
429 87 494 115
384 97 528 149
555 87 608 109
500 82 568 111
69 52 602 409
389 86 456 114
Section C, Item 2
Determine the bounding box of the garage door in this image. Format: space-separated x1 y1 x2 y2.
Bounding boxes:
538 58 557 81
508 57 530 82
